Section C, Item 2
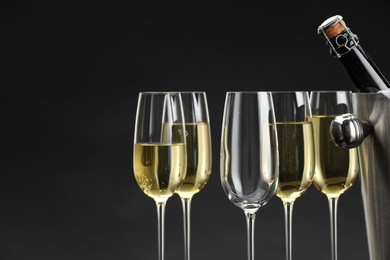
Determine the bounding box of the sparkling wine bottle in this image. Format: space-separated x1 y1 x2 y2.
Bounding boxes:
317 15 390 93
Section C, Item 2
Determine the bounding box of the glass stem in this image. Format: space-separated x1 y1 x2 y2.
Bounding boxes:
156 201 166 260
283 201 294 260
328 197 339 260
245 211 256 260
181 197 192 260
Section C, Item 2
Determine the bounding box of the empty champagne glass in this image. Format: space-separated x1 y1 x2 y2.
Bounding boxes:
272 91 315 260
220 91 279 260
133 92 187 260
175 92 212 260
310 91 359 260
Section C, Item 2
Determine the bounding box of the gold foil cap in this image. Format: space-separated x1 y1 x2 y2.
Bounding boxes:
317 15 346 39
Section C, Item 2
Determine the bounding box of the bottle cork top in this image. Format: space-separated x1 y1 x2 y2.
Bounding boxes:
317 15 347 39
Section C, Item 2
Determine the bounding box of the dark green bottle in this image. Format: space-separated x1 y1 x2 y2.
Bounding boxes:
317 15 390 93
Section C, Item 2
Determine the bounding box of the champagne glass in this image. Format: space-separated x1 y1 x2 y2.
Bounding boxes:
133 92 187 260
175 92 212 260
272 91 315 260
310 91 359 260
220 92 279 260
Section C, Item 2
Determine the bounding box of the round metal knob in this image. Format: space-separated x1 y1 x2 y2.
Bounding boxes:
330 113 371 149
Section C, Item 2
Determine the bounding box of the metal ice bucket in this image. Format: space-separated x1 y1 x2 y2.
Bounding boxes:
330 93 390 260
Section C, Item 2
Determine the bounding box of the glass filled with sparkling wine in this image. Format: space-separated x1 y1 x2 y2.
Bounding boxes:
272 91 315 260
310 91 359 260
220 92 279 260
175 92 212 260
133 92 187 260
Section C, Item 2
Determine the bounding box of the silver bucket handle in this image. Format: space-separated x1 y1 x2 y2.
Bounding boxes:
330 113 372 148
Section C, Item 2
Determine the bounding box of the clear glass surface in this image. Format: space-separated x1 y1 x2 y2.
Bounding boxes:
310 91 359 260
220 91 279 260
272 91 315 260
175 92 212 260
133 92 187 260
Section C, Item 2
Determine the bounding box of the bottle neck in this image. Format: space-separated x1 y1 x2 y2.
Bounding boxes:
324 29 390 92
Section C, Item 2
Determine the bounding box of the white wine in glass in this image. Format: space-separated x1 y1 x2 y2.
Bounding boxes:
272 91 315 260
310 91 359 260
275 122 314 203
175 92 212 260
134 143 186 202
133 92 187 260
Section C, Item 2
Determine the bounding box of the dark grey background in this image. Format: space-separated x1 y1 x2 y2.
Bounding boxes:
2 1 390 259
